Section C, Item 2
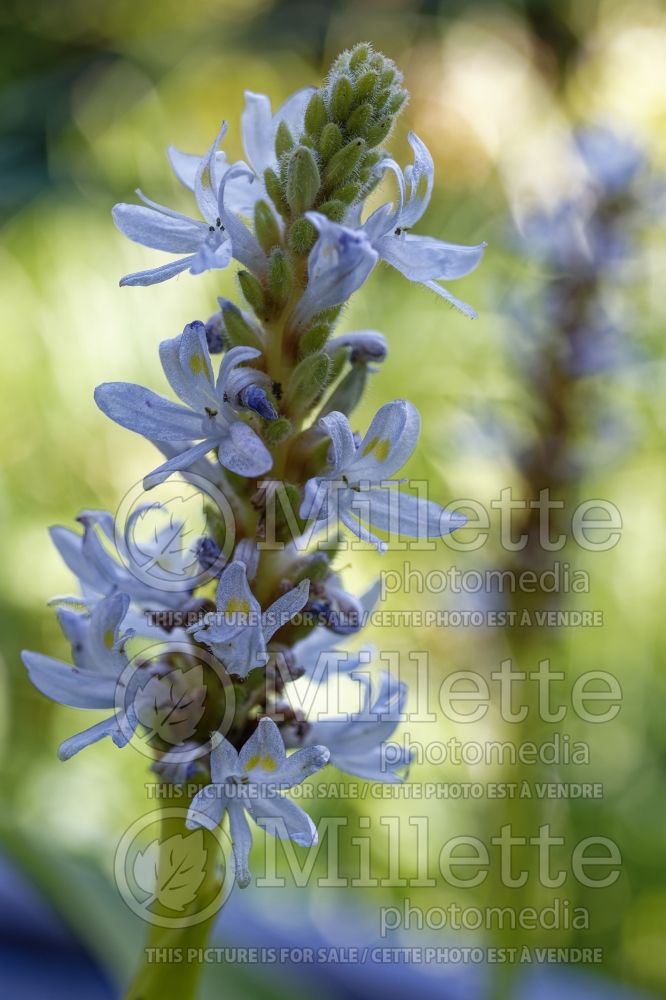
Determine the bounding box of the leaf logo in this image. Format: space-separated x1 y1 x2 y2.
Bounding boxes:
126 495 208 579
135 665 206 745
133 831 207 912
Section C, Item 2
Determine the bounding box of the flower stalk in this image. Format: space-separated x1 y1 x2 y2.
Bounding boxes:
21 42 485 1000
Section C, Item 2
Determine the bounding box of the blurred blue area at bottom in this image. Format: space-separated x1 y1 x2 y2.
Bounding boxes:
213 888 658 1000
0 852 658 1000
0 853 114 1000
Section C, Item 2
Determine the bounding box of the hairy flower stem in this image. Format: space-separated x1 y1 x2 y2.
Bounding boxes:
123 801 223 1000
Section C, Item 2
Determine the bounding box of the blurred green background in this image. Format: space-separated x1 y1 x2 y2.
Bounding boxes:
1 0 665 997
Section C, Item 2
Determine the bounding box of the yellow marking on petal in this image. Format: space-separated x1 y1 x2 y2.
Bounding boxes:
189 353 205 375
103 629 114 650
362 436 391 462
244 753 278 773
226 598 250 616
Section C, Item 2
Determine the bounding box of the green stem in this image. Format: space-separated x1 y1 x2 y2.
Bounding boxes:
123 802 223 1000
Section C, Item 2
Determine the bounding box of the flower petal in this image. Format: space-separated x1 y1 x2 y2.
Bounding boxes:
159 321 216 412
399 131 435 229
86 593 131 674
241 91 274 176
217 421 272 477
319 411 357 474
119 256 196 287
239 717 287 776
194 122 228 224
189 238 233 275
348 399 421 481
112 203 207 253
262 579 310 643
359 487 468 538
421 279 479 319
228 802 253 887
249 793 318 847
376 233 487 283
274 745 329 788
209 561 261 640
143 440 216 490
218 165 267 275
275 86 316 140
216 344 263 396
49 524 110 597
21 651 117 708
167 147 227 189
209 734 240 784
293 214 378 326
186 785 226 831
58 715 128 761
94 383 205 442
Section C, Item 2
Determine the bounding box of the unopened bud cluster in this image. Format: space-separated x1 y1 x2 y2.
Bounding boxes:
264 43 408 257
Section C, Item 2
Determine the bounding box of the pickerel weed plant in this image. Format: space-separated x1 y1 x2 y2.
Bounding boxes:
22 44 485 1000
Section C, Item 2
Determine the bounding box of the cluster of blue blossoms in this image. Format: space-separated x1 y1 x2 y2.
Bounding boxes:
22 44 483 888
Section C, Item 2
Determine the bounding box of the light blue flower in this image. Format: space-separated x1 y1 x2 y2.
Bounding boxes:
240 87 315 183
575 125 643 196
300 399 467 551
112 124 241 287
49 508 202 616
191 560 310 678
298 670 412 783
305 575 381 636
299 133 486 318
95 321 272 489
291 212 379 328
21 594 135 760
117 87 315 288
186 717 329 886
326 329 388 366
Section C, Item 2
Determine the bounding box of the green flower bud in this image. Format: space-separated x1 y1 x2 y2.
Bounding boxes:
330 181 362 204
330 75 353 121
348 43 370 71
263 416 292 446
388 90 407 114
374 89 391 111
293 551 330 584
238 271 267 319
286 145 321 216
268 481 305 542
322 137 365 188
285 352 331 413
318 122 343 162
222 302 263 350
380 67 396 87
298 324 330 358
275 120 295 159
346 102 373 136
254 199 281 254
365 116 393 148
264 167 290 217
319 363 367 418
268 248 294 309
304 91 327 138
288 217 317 256
327 343 347 384
317 199 346 222
354 71 379 102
